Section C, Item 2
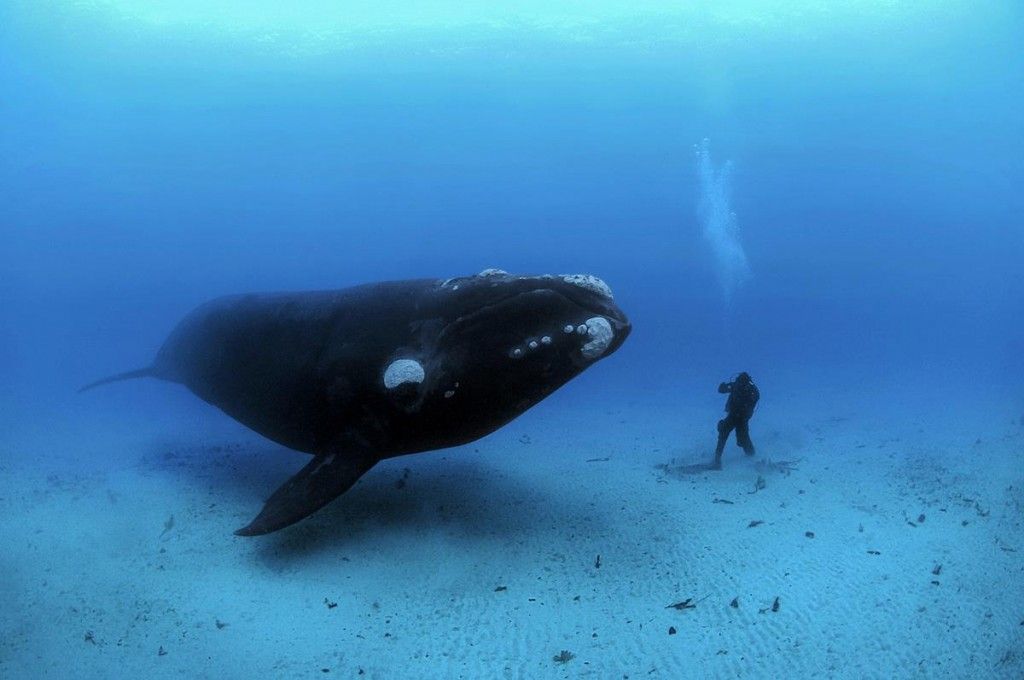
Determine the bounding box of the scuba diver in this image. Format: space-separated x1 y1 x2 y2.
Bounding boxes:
713 372 759 469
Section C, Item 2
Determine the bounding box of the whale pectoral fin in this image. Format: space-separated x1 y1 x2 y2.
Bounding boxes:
234 450 378 536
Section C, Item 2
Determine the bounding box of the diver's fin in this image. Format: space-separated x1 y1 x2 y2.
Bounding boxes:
235 450 379 536
78 367 156 393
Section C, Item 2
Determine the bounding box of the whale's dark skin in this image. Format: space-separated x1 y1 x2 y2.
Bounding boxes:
81 270 631 535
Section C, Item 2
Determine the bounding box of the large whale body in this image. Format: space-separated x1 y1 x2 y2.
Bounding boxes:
82 269 631 535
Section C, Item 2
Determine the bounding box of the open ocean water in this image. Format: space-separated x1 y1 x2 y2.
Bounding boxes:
1 2 1022 678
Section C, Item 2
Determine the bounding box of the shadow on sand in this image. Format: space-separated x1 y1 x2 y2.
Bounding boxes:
142 438 607 565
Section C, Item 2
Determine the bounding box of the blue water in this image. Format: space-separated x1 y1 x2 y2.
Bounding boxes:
2 2 1023 677
3 1 1020 402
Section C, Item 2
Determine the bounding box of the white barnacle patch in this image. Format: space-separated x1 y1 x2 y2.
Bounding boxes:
528 340 539 350
561 274 613 299
580 317 614 360
383 359 425 389
576 324 587 335
510 347 524 359
563 324 574 334
477 268 508 277
444 390 455 399
541 335 552 345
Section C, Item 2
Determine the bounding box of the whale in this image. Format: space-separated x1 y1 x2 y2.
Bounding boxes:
81 269 631 535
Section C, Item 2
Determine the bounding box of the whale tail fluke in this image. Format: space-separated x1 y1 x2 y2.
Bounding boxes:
78 367 156 393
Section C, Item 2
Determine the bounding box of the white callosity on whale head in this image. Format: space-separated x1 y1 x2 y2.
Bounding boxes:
383 359 425 389
580 317 614 360
440 268 507 290
561 274 613 299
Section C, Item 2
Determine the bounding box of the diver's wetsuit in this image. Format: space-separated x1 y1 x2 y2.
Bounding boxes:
714 373 759 465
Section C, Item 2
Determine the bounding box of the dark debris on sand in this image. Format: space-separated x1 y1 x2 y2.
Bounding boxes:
552 650 575 664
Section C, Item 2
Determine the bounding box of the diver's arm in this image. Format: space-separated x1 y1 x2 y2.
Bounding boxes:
718 382 733 394
747 384 760 413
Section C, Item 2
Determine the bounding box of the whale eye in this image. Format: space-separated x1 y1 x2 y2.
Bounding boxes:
383 359 425 389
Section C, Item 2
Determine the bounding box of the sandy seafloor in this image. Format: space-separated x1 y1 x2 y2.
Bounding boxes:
1 377 1022 679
